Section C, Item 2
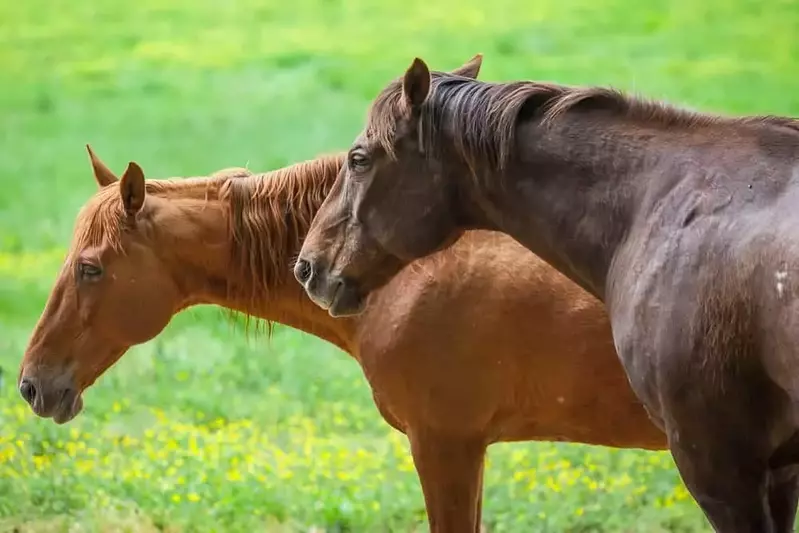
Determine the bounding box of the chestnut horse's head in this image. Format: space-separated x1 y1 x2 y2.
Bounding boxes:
18 147 184 424
296 55 482 317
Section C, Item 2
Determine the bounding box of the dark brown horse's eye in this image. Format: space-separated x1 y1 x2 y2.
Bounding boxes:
348 151 370 170
78 262 103 280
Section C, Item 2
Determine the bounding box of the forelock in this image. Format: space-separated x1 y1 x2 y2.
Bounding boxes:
365 79 406 158
72 186 126 254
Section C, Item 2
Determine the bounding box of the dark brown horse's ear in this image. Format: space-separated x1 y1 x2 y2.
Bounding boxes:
119 161 146 215
86 144 118 188
450 54 483 79
402 57 431 109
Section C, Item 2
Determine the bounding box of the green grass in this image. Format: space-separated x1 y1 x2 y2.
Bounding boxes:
1 0 798 531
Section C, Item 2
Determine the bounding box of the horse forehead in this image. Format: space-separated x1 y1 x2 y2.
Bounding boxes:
72 202 127 252
366 98 404 137
362 121 383 142
355 128 385 154
353 129 369 145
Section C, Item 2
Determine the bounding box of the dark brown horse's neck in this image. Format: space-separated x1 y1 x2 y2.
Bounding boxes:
157 172 355 353
462 114 665 301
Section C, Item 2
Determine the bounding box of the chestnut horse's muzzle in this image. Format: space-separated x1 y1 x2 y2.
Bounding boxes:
18 372 83 424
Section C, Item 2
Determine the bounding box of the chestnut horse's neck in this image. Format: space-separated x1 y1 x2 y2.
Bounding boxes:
152 155 354 352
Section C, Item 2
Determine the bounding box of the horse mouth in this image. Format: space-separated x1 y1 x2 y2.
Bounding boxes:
31 388 84 425
301 269 367 317
53 393 83 425
328 282 367 317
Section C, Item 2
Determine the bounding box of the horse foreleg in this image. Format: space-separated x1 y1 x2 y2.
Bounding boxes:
768 466 799 533
662 384 777 532
408 431 486 533
475 460 485 533
670 437 774 533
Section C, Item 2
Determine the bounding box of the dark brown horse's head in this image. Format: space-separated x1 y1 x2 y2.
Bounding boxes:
296 55 482 317
18 147 184 424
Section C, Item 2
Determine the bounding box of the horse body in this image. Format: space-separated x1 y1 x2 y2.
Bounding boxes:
19 148 664 532
608 136 799 532
295 55 799 531
361 230 658 448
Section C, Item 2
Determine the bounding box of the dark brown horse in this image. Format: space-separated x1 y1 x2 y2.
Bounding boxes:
296 55 799 532
18 145 665 532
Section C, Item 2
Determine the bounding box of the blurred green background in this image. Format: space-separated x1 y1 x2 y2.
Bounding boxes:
1 0 797 531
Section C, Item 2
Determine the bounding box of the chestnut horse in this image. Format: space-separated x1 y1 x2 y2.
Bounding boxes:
296 54 799 532
19 144 665 530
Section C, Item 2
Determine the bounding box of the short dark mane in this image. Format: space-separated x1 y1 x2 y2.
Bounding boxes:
367 72 799 172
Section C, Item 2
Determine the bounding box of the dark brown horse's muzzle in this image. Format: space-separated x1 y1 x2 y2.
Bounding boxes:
294 257 366 317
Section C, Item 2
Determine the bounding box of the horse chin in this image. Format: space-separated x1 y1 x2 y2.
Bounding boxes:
328 283 367 317
52 394 83 425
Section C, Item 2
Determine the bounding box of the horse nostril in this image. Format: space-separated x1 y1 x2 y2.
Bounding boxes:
19 378 36 405
294 258 314 285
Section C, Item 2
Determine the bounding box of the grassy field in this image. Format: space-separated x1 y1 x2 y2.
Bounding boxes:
1 0 799 531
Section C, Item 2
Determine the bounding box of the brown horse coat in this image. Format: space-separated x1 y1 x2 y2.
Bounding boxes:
296 55 799 532
19 148 664 532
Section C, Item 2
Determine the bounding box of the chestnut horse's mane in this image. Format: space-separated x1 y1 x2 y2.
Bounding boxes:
366 71 799 175
217 154 343 310
72 154 345 328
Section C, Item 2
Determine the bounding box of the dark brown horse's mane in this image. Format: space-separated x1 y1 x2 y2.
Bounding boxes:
367 71 799 173
72 154 344 331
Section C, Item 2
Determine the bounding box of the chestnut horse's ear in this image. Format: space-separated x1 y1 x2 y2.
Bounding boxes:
450 53 483 79
402 57 431 110
86 144 118 188
119 161 146 215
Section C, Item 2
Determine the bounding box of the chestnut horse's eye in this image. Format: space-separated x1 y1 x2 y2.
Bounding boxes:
78 262 103 280
348 151 370 171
